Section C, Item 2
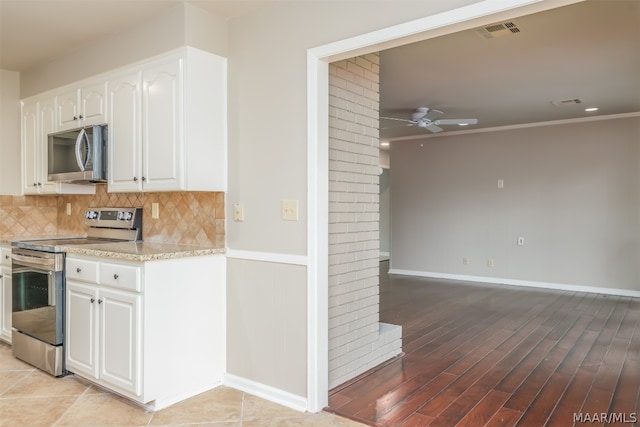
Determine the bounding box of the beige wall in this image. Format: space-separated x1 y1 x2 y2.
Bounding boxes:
224 0 484 399
20 3 226 98
390 116 640 292
0 70 21 195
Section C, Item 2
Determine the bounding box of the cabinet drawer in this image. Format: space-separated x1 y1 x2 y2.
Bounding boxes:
0 248 11 266
66 258 99 283
100 263 140 292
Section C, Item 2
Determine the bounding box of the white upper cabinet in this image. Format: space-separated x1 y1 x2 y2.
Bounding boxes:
22 97 56 194
21 46 226 195
107 47 227 193
108 72 143 192
57 81 108 131
21 97 95 195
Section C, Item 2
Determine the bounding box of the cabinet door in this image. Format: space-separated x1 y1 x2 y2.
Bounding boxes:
108 72 143 192
21 100 39 194
80 82 107 126
57 89 80 131
0 267 11 343
37 96 58 194
142 59 183 191
66 281 99 379
99 287 141 396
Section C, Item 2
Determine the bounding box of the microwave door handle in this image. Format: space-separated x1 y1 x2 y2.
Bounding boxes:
75 129 90 171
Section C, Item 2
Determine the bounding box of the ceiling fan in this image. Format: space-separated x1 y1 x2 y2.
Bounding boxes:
381 107 478 133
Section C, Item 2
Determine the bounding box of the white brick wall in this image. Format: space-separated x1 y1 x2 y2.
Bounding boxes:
328 54 402 389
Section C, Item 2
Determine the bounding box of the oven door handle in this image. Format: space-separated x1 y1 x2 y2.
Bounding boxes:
11 253 56 270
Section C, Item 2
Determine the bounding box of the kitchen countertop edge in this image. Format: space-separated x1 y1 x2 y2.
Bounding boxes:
62 242 226 262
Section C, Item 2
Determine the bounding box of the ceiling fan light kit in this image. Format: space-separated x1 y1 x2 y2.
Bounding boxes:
381 107 478 134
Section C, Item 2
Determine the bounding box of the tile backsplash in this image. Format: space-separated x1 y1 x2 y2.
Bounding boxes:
0 195 58 236
1 187 225 246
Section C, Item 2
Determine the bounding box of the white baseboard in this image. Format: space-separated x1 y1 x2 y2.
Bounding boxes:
388 269 640 298
223 373 308 413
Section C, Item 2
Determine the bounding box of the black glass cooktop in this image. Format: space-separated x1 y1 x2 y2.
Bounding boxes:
12 237 123 253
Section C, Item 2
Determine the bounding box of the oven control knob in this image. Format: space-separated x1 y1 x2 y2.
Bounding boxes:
120 211 133 221
117 211 124 220
85 210 99 220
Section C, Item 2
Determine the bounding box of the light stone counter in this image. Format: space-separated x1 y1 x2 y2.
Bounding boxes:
61 241 225 262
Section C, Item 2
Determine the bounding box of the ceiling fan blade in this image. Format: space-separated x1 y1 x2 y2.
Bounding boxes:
434 118 478 125
424 124 443 133
412 107 430 120
380 116 415 124
381 123 415 130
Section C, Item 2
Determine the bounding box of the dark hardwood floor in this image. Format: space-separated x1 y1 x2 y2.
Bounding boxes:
327 261 640 426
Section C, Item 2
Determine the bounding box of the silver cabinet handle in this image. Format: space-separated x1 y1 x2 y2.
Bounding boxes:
76 267 82 273
113 274 119 279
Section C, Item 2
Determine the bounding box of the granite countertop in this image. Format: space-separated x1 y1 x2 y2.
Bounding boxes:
61 241 225 262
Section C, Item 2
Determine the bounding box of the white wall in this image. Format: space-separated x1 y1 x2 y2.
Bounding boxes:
390 116 640 293
0 69 22 195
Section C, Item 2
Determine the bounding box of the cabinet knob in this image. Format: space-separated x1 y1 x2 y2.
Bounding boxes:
37 182 42 187
76 267 82 273
142 176 146 182
73 116 77 120
90 298 95 303
4 255 8 259
33 183 37 187
113 274 119 280
0 275 3 279
98 299 103 304
133 177 138 182
79 114 83 119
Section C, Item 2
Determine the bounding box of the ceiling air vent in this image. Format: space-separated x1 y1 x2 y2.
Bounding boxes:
551 98 583 107
475 21 522 39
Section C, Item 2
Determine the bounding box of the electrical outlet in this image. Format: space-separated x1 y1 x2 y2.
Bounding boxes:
233 203 244 222
517 236 525 246
152 203 160 219
497 179 504 189
66 203 72 215
463 257 470 265
487 259 494 268
282 199 299 221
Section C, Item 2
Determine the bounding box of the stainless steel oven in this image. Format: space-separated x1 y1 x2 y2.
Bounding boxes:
11 207 142 377
11 249 65 376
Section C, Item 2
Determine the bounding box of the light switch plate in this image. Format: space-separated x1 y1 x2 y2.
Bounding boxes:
152 203 160 219
282 199 298 221
66 203 72 216
233 203 244 222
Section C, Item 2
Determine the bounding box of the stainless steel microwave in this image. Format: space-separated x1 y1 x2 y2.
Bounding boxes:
47 124 108 184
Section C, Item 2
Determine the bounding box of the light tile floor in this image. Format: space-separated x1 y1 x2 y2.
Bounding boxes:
0 342 365 427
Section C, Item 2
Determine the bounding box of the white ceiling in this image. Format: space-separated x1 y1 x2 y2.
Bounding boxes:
379 0 640 139
1 0 639 140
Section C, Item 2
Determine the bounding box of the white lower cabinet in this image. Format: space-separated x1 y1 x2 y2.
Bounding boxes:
66 281 141 396
0 246 12 343
65 254 225 409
